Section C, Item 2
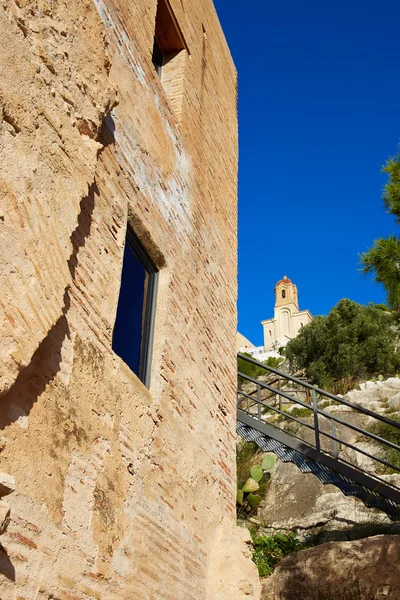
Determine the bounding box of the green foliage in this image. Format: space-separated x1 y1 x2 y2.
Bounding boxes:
276 406 313 425
288 406 313 419
250 465 263 482
247 494 262 509
361 235 400 309
285 298 400 387
243 478 260 493
237 354 283 389
252 532 302 577
361 152 400 309
368 414 400 473
237 441 258 465
375 303 390 311
238 353 265 380
261 455 276 470
264 356 284 369
382 154 400 220
237 455 276 517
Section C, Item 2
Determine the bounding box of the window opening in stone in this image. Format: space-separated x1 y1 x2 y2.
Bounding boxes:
152 0 189 121
152 37 164 77
112 228 159 388
282 290 286 299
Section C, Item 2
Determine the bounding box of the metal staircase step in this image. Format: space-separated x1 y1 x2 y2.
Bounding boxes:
237 420 400 521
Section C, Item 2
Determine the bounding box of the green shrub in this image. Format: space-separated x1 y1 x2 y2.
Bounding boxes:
237 441 258 465
237 354 283 389
288 406 313 419
238 353 266 387
264 356 284 369
368 414 400 473
285 299 400 388
276 406 312 423
252 532 302 577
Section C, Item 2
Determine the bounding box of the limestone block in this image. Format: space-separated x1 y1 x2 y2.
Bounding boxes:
387 392 400 411
262 535 400 600
0 472 15 497
256 459 392 539
0 500 11 534
206 524 261 600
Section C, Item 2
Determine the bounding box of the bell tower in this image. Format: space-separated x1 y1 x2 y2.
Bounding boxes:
261 275 312 352
275 276 299 310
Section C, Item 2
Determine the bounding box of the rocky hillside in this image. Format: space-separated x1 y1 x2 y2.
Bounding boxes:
238 375 400 598
238 376 400 541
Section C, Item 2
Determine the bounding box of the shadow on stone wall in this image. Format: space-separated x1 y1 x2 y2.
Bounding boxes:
0 180 98 431
0 542 15 581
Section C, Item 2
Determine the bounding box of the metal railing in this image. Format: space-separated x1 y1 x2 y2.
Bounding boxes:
237 353 400 497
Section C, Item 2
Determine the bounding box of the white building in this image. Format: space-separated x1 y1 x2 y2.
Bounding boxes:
261 276 312 352
236 331 256 353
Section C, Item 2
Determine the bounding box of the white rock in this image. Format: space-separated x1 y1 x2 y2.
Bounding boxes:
387 392 400 411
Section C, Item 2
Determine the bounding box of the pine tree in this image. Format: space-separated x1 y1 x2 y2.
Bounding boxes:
361 153 400 309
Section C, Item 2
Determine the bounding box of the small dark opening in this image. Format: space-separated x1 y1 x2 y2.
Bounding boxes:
112 228 158 387
152 0 187 80
282 290 286 299
152 37 164 77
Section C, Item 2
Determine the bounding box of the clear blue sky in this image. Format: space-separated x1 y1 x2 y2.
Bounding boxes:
214 0 400 346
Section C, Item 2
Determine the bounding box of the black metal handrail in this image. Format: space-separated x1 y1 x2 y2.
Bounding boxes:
239 353 400 429
237 353 400 495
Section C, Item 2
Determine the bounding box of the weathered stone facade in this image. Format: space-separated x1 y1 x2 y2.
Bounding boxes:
0 0 260 597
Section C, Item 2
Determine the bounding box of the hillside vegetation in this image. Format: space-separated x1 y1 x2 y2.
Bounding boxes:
284 298 400 389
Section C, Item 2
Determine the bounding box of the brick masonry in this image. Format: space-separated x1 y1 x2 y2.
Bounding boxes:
0 0 260 598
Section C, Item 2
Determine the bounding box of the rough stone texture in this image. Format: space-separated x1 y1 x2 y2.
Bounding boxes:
255 459 399 542
345 377 400 410
0 0 117 397
0 501 11 536
261 535 400 600
0 1 260 598
247 376 400 541
0 473 15 498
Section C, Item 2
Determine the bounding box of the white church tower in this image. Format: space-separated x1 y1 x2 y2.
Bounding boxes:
261 276 312 352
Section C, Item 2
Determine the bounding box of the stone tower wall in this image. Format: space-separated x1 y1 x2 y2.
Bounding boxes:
0 0 260 597
274 279 299 310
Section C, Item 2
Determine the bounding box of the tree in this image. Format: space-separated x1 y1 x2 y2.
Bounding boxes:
285 299 400 387
361 152 400 309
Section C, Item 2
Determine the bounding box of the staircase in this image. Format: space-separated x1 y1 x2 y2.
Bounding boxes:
237 353 400 521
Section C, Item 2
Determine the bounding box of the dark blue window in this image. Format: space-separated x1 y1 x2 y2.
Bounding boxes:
112 229 158 387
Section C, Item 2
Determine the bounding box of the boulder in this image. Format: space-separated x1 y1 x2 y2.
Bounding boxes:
261 535 400 600
387 392 400 411
256 460 395 542
346 378 400 409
